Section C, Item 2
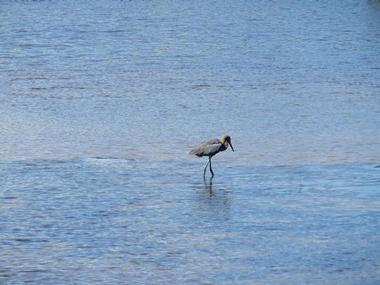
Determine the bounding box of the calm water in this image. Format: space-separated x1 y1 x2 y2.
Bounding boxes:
1 0 380 284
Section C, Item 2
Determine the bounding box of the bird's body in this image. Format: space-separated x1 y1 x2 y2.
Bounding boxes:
190 134 234 177
190 139 227 157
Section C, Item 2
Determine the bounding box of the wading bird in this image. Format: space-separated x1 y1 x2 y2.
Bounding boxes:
190 134 234 177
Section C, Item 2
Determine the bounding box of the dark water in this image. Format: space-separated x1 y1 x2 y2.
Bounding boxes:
1 0 380 284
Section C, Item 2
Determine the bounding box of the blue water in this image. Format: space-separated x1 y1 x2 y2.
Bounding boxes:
1 160 380 284
1 0 380 284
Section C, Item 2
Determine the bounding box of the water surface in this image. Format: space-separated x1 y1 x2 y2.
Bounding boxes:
0 0 379 163
0 0 380 284
1 160 380 284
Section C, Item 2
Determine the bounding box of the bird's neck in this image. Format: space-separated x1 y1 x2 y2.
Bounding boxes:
222 141 229 150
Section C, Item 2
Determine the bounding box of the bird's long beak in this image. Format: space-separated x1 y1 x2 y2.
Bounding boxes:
229 142 234 152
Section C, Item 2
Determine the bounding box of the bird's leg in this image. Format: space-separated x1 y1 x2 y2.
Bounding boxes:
203 160 210 177
209 157 214 177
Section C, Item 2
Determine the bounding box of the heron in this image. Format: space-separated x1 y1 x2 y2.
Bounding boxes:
190 134 234 177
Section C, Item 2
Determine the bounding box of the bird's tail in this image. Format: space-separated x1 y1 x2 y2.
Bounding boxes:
189 148 202 157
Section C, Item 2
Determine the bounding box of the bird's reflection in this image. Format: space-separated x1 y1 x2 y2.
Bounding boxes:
203 176 214 196
190 176 231 219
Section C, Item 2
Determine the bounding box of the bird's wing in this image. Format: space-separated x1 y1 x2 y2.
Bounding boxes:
190 139 222 157
201 139 221 145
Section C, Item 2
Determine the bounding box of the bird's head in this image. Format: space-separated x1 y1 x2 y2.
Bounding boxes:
221 134 234 152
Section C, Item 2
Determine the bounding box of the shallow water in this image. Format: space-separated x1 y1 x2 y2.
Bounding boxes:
1 0 380 164
1 160 380 284
1 0 380 284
